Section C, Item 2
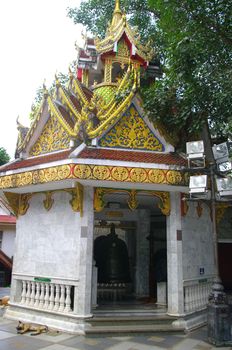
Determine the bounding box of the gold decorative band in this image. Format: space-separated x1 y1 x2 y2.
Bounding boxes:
0 163 188 189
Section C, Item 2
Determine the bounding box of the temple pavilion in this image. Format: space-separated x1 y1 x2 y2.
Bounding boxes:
0 0 217 334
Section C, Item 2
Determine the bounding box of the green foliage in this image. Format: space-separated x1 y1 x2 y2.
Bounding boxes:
144 0 232 142
0 147 10 165
67 0 232 144
67 0 158 43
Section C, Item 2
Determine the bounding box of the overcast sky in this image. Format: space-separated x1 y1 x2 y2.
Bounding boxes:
0 0 83 159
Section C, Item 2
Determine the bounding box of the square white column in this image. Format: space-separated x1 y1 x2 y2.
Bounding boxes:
166 192 184 316
75 186 94 317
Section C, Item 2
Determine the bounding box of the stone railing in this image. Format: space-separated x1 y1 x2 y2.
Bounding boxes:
183 277 213 314
13 274 78 314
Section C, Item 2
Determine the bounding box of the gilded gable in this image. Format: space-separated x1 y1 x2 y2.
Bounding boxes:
29 115 70 156
99 105 164 151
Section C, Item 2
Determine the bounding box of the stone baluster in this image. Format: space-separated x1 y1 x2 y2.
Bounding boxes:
184 286 190 313
64 285 71 313
54 284 60 311
25 281 31 305
44 283 50 309
193 285 198 311
21 280 27 304
58 284 65 312
34 282 40 308
203 284 208 307
48 284 55 310
29 281 36 306
39 283 45 308
188 284 193 312
197 284 201 309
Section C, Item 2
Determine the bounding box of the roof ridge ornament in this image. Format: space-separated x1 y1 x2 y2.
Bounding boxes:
111 0 122 28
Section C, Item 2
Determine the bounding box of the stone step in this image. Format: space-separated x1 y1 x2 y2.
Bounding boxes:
85 314 184 335
85 323 185 335
90 315 175 325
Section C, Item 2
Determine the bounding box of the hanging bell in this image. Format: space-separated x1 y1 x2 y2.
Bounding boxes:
94 223 131 283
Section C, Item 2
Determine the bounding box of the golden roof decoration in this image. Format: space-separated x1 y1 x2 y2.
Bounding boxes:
15 0 158 158
16 62 139 155
95 0 154 62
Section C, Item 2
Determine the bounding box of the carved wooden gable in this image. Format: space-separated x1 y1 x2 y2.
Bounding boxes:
29 114 70 156
98 105 165 152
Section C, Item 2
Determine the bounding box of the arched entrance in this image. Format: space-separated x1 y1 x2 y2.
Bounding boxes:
93 188 169 308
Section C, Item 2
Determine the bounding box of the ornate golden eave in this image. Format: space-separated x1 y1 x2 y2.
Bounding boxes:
0 162 188 191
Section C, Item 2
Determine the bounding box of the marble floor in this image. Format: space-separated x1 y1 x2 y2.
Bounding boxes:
0 314 231 350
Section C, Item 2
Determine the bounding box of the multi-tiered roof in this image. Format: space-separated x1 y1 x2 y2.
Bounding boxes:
0 1 187 195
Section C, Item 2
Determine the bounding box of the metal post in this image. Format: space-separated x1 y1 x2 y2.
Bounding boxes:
207 163 232 346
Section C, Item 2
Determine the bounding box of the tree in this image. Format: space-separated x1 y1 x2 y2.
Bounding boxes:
67 0 159 43
67 0 232 147
0 147 10 166
143 0 232 146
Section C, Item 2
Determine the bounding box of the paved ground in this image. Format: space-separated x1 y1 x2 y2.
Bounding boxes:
0 313 231 350
1 289 231 350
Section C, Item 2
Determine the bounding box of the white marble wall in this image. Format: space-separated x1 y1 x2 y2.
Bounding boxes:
11 187 94 317
13 191 81 279
182 202 214 280
1 228 15 258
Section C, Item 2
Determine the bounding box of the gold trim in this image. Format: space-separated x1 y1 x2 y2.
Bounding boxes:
4 185 83 217
43 191 54 211
216 203 230 224
94 188 171 216
0 164 187 190
66 183 84 217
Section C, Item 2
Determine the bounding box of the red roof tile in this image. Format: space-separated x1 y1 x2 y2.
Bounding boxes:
78 148 187 166
0 147 186 174
0 150 72 172
0 250 13 269
0 215 16 224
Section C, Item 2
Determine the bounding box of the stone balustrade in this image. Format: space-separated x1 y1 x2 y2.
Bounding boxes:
19 278 75 314
183 277 213 314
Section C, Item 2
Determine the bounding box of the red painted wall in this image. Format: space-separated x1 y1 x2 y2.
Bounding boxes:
218 243 232 290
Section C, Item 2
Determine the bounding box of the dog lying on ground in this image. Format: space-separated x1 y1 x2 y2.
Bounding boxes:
0 296 10 307
16 321 48 336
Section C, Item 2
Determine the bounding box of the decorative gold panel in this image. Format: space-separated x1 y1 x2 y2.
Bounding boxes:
99 106 164 151
216 203 230 224
0 164 188 190
29 114 70 156
4 192 32 217
4 185 83 217
104 59 112 83
66 183 84 217
94 85 116 104
117 39 130 58
43 192 54 211
94 188 170 216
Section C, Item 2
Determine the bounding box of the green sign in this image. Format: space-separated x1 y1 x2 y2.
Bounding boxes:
199 278 207 283
34 277 51 283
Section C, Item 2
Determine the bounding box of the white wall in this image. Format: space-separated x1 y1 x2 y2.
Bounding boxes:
1 228 15 258
13 191 81 279
182 202 214 280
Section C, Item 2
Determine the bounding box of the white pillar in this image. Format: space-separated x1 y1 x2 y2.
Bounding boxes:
135 209 150 297
166 192 184 316
75 186 94 317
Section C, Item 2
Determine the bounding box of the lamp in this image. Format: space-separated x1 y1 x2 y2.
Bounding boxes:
189 175 208 195
216 177 232 197
212 142 229 164
186 141 205 168
186 139 232 346
218 161 232 173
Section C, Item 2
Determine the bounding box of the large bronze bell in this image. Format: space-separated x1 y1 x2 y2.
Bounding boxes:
94 223 131 283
